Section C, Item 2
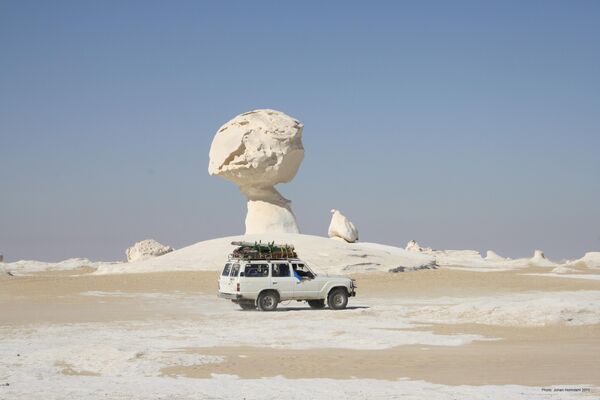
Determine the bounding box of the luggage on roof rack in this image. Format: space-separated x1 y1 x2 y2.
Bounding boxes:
230 241 298 260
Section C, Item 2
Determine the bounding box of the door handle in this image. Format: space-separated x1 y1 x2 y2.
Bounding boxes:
273 282 278 285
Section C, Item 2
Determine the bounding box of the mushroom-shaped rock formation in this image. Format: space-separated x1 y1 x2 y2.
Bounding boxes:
208 109 304 234
126 239 174 263
328 209 359 243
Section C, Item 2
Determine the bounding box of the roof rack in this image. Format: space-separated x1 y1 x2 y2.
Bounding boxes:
229 241 298 260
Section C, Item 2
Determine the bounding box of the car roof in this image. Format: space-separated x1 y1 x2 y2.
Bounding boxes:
228 258 303 262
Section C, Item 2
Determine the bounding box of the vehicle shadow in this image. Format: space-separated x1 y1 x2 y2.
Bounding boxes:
237 305 370 312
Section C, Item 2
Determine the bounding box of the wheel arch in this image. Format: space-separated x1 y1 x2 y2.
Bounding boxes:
327 285 349 298
258 288 280 302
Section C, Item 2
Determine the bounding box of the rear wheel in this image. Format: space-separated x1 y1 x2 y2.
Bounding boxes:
257 291 279 312
239 301 256 310
307 299 326 309
328 288 348 310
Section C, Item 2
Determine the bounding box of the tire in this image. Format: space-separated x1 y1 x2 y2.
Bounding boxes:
239 301 256 310
257 291 279 312
328 288 348 310
307 299 326 309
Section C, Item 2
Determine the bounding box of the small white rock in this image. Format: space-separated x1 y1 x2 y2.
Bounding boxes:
328 209 359 243
126 240 174 263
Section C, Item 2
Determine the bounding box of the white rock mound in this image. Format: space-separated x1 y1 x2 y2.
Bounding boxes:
328 209 359 243
574 252 600 269
126 239 174 263
208 109 304 234
98 233 436 275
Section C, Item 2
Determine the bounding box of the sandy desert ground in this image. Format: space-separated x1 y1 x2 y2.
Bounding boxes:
1 266 599 399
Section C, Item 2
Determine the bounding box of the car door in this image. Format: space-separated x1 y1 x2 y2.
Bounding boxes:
292 263 325 299
270 262 295 300
242 262 270 299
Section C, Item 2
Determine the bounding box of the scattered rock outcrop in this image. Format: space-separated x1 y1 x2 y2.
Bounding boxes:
328 209 359 243
208 109 304 234
389 261 438 273
405 240 433 253
126 240 174 263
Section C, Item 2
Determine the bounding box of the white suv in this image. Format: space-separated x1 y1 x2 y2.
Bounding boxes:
218 258 356 311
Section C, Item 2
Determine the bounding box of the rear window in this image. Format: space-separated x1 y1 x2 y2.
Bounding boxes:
231 264 240 277
244 264 269 277
221 263 231 276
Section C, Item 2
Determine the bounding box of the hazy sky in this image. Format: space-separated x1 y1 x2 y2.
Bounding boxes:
1 1 599 262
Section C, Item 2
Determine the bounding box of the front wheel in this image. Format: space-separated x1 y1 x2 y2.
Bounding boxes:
307 299 326 309
257 291 279 312
328 289 348 310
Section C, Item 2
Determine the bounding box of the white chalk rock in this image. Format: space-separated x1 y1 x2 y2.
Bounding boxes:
208 109 304 234
126 239 174 263
406 240 433 253
529 249 557 267
328 209 359 243
485 250 507 261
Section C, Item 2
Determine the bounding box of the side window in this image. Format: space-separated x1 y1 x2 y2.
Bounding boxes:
245 264 269 277
272 263 290 277
222 263 231 276
231 264 240 277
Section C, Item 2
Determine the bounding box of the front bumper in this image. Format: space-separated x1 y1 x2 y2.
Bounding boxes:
218 292 241 300
350 279 357 296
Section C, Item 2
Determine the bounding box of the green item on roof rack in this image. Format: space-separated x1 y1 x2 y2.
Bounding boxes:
230 240 298 260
